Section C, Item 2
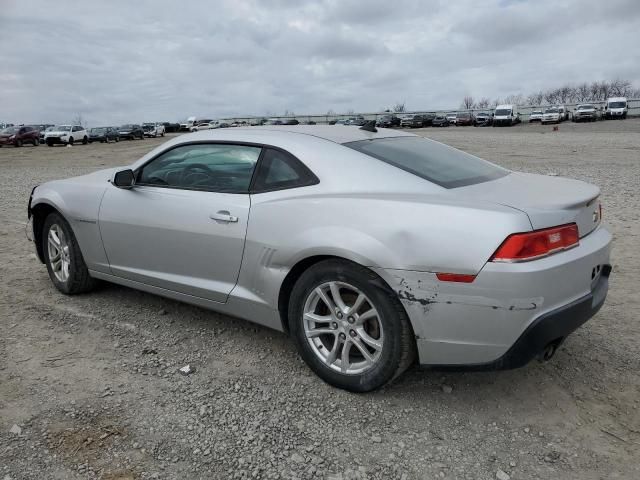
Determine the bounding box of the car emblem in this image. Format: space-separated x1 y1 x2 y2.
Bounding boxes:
592 209 599 223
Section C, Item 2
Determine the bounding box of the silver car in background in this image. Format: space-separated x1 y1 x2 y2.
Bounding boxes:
28 125 611 391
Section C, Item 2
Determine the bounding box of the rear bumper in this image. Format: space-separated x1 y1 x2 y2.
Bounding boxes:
376 226 612 367
431 265 609 370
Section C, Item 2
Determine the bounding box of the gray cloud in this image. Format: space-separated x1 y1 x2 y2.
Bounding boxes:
0 0 638 125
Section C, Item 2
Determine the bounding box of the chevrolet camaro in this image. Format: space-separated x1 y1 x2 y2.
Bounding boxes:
27 125 611 392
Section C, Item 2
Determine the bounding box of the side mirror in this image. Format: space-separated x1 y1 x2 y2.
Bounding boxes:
113 169 135 189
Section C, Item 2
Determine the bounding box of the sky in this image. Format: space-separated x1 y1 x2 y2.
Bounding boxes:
1 0 639 125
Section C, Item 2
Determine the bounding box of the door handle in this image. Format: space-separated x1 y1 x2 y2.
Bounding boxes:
210 211 238 223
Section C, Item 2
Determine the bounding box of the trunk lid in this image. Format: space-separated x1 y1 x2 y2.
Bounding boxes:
455 172 601 237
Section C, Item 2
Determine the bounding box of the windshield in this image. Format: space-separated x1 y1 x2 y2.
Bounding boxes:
90 128 105 133
494 109 511 116
577 105 593 110
608 101 626 108
532 111 543 115
55 125 72 132
1 127 17 134
120 125 133 129
344 136 509 188
456 113 470 118
544 108 558 114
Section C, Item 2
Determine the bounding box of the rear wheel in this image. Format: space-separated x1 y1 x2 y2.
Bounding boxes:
289 259 415 392
82 136 88 145
14 139 23 147
32 138 39 146
68 137 74 145
42 212 97 294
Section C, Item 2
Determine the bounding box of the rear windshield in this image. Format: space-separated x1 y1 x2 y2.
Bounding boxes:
344 136 509 188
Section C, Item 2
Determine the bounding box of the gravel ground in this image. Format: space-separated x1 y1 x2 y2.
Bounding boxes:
1 121 639 480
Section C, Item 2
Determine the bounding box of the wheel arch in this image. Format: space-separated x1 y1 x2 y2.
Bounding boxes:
277 254 408 335
31 202 64 263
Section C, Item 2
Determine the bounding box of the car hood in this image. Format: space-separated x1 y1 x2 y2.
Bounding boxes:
454 172 601 236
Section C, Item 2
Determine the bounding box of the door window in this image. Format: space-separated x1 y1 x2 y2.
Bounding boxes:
137 143 261 193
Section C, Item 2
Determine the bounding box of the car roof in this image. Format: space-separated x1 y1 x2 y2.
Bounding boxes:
183 125 416 145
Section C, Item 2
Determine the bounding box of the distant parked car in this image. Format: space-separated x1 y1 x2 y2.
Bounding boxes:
283 119 300 125
400 115 424 128
376 115 400 128
541 107 561 124
529 110 543 123
45 125 88 146
572 104 599 122
40 126 56 144
604 97 627 119
118 124 144 140
162 122 180 133
143 123 166 137
421 113 436 127
89 127 120 143
556 105 569 122
474 112 493 126
432 115 450 127
445 113 457 125
0 125 40 147
455 112 473 126
29 124 52 144
334 119 349 125
493 105 520 127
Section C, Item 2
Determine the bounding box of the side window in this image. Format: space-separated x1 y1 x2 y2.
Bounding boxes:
252 148 318 192
137 143 261 193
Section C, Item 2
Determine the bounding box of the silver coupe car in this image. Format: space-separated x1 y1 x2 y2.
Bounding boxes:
28 125 611 392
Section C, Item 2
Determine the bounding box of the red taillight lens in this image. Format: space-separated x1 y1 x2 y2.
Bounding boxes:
490 223 579 262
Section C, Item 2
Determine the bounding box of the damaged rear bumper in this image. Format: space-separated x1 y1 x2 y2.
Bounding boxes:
374 226 612 367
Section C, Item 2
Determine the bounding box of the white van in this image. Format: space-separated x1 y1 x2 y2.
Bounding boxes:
556 105 568 122
493 104 520 126
180 116 197 131
604 97 628 119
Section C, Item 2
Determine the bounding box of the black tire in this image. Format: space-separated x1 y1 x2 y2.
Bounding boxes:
42 212 97 294
82 136 88 145
47 140 53 147
115 136 120 142
14 139 23 147
68 137 74 145
32 138 39 146
289 259 415 392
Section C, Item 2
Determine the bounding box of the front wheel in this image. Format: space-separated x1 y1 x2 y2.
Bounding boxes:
82 136 88 145
289 259 415 392
14 139 23 147
42 212 97 294
68 137 74 145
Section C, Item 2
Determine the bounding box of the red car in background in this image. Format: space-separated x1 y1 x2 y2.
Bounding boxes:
0 125 40 147
455 112 474 126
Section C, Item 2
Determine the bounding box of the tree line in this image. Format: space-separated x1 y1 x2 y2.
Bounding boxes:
460 79 639 110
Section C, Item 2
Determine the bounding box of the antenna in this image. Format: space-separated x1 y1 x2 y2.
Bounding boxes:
359 120 377 133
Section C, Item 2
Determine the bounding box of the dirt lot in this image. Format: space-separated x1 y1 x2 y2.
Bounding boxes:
1 121 639 480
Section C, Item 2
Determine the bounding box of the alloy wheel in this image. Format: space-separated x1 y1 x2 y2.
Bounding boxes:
47 224 71 282
303 281 384 375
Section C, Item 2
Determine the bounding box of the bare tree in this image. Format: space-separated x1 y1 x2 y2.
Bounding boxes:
476 97 491 109
527 91 544 106
346 109 355 115
393 102 406 113
460 95 475 109
610 78 632 97
326 109 335 116
283 110 295 117
575 83 590 102
72 113 84 126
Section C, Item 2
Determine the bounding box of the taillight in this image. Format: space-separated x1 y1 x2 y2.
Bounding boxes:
490 223 579 262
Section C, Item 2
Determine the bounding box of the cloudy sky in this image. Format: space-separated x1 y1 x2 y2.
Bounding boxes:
1 0 639 125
